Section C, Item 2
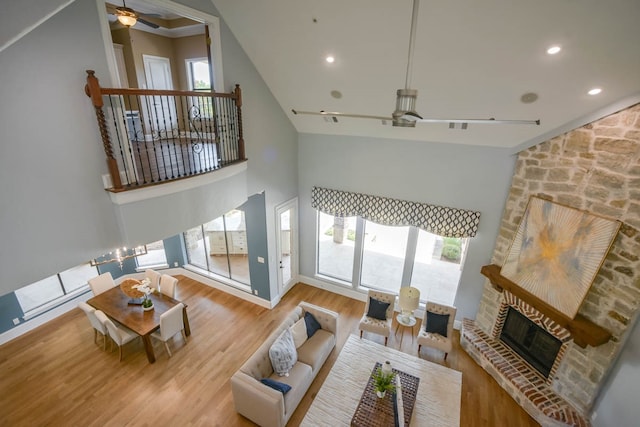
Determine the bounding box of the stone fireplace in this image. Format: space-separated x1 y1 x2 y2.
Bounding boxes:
461 103 640 427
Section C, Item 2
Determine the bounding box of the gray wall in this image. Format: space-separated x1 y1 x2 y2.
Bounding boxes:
211 1 299 298
241 192 270 300
297 132 517 321
0 0 121 293
593 316 640 426
0 0 299 303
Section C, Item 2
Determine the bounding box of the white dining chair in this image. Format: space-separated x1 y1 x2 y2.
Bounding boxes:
88 272 116 296
151 303 186 357
77 301 108 350
95 310 138 362
160 274 178 299
145 269 161 292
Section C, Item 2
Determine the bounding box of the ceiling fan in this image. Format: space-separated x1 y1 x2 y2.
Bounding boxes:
106 1 161 29
292 0 540 128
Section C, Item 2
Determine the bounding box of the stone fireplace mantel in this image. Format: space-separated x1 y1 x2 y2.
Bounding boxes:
480 264 611 348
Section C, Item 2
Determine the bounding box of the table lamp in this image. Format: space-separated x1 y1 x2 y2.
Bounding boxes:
399 287 420 322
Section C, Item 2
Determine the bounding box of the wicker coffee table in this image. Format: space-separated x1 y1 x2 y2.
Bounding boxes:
301 334 462 426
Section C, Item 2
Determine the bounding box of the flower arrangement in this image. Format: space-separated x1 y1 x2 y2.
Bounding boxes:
133 278 154 309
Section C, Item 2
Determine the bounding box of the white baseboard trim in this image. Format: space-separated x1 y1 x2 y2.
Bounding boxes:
177 268 271 309
298 275 367 302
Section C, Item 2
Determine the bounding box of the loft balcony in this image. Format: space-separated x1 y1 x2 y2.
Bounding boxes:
84 70 247 195
83 71 249 245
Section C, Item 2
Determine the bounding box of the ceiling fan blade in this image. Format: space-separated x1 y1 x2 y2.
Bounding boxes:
292 109 391 121
137 17 160 29
416 118 541 125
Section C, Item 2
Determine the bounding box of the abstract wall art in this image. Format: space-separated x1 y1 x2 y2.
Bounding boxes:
501 196 621 318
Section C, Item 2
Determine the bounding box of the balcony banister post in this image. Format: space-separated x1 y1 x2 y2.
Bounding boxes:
85 70 123 190
234 84 246 161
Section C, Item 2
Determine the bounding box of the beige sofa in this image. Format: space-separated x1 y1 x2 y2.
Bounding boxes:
231 302 339 427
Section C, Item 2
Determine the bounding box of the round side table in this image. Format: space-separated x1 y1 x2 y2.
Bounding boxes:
395 314 417 347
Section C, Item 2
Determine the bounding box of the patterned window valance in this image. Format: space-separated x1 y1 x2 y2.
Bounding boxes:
311 186 481 238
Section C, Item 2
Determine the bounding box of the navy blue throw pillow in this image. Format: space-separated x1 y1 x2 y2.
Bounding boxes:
367 297 390 320
304 311 321 338
261 378 292 394
426 312 449 337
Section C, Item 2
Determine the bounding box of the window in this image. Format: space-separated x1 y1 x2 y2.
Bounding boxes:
15 276 64 313
360 221 409 292
15 263 98 315
186 58 214 120
410 230 467 304
184 225 208 270
317 212 356 283
59 263 100 293
184 209 250 288
186 58 211 91
135 240 167 269
315 212 466 305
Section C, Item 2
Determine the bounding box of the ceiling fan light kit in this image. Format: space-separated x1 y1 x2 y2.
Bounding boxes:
116 6 137 27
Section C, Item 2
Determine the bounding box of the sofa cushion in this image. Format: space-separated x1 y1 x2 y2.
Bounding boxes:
269 329 298 376
296 329 335 374
367 297 390 320
260 378 292 394
304 311 322 338
290 317 308 349
269 362 313 418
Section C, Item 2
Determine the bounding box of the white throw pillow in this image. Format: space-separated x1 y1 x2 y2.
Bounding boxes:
268 329 297 376
290 318 308 349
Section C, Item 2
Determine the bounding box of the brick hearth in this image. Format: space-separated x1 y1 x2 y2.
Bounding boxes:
461 318 589 427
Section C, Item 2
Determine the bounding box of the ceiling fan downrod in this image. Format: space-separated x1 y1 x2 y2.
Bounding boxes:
393 0 423 127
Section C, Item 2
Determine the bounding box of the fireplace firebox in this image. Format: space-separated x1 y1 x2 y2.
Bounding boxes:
499 307 562 378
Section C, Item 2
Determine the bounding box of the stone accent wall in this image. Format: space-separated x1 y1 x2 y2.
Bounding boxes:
474 103 640 415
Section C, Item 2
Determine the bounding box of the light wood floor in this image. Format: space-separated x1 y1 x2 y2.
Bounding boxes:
0 276 539 426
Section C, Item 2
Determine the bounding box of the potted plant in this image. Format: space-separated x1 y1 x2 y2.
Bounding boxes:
371 365 396 398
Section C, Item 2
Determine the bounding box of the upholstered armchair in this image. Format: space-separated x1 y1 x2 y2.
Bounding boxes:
359 289 396 346
417 301 456 360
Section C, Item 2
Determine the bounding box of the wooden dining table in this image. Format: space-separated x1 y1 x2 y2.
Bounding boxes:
87 284 191 363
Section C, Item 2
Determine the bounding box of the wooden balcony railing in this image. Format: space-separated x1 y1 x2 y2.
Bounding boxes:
84 70 245 192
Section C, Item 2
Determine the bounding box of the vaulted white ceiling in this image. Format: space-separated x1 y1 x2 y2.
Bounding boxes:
212 0 640 149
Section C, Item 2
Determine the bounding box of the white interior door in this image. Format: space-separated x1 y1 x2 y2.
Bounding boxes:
142 54 177 136
276 198 298 295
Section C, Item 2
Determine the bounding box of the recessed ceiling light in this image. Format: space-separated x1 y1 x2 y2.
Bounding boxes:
547 46 561 55
326 56 335 64
588 88 602 96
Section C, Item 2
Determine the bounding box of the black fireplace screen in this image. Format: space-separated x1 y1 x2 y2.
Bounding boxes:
499 307 562 378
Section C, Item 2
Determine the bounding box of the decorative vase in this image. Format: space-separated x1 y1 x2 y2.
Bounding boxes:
376 390 386 399
382 361 392 375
